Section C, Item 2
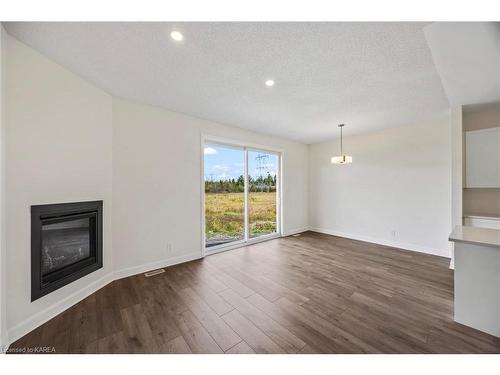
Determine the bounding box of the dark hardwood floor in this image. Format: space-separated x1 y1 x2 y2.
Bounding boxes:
9 231 500 353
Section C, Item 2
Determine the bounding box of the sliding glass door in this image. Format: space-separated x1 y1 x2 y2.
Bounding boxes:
204 143 245 248
203 141 280 252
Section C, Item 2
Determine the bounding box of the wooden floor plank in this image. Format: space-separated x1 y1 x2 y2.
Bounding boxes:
182 261 229 293
276 297 383 353
173 310 223 354
120 304 156 353
190 282 234 316
96 331 129 354
246 292 352 353
219 288 306 353
176 287 241 351
221 310 285 354
203 262 255 298
161 336 192 354
225 341 256 354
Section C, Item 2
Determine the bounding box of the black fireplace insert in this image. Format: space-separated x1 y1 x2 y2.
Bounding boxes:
31 200 103 301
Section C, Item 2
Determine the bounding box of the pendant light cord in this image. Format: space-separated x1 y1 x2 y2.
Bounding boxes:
340 125 343 155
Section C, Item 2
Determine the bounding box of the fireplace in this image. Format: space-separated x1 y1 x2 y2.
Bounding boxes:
31 201 103 301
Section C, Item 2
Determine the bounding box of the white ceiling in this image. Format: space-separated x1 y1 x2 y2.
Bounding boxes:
4 22 451 143
424 22 500 107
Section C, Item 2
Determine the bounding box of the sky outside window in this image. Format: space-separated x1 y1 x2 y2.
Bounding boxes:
204 144 277 181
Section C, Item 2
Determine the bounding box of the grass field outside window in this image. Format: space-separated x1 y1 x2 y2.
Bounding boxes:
205 192 277 246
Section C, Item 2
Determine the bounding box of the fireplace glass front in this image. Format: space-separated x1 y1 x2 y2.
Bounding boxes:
31 201 102 301
41 214 95 277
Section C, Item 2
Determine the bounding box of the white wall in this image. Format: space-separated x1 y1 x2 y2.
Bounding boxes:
450 106 463 268
112 97 309 275
309 117 452 257
5 36 113 342
0 25 7 348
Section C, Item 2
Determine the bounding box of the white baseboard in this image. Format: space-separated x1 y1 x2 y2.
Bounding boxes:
0 329 7 352
6 251 202 347
282 227 310 236
449 245 455 269
310 227 451 258
113 251 202 280
7 272 114 346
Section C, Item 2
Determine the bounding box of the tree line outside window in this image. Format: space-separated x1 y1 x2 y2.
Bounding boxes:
205 173 277 193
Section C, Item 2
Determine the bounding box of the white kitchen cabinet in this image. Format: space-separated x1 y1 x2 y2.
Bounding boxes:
465 128 500 188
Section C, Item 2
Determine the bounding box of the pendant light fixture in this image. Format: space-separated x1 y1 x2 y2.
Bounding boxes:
331 124 353 164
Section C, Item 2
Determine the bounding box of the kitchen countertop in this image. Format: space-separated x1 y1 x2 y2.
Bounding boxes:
449 225 500 248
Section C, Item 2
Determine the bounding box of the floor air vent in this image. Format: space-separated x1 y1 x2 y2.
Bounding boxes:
144 269 165 277
292 233 302 237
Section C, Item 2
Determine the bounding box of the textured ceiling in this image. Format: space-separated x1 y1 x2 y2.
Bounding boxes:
4 22 450 143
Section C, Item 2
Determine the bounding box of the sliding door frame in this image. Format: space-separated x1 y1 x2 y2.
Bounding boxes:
200 134 283 256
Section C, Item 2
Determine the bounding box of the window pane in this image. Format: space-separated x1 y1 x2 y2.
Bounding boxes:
204 143 245 247
247 151 278 239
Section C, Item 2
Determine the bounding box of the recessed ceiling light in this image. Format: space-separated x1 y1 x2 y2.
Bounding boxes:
265 79 275 87
170 31 184 42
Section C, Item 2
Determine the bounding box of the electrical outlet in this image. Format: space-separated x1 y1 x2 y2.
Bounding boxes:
166 243 172 252
391 230 397 238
